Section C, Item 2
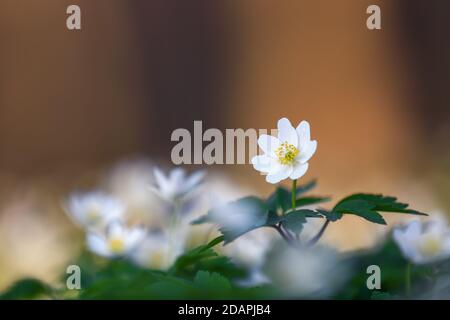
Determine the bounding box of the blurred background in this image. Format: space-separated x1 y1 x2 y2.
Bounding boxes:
0 0 449 289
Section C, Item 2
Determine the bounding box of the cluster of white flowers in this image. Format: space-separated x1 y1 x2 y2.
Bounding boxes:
64 164 205 269
61 117 448 296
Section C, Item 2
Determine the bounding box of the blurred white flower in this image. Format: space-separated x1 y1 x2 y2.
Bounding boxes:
393 217 450 265
104 159 164 226
131 233 184 270
151 167 205 205
222 229 273 269
64 191 125 230
222 229 274 287
86 221 145 258
252 118 317 184
264 243 347 298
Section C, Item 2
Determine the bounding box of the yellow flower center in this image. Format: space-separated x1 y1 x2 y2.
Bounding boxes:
275 142 299 165
418 235 443 257
87 208 101 223
108 238 125 254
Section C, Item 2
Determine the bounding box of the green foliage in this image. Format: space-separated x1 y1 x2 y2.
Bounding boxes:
334 199 388 224
170 236 246 279
333 194 427 225
194 179 426 243
0 278 53 300
0 180 434 300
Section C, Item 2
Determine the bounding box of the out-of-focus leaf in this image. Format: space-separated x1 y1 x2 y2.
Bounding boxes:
266 187 291 213
295 196 330 207
295 179 317 196
0 278 52 300
266 180 322 214
170 236 244 279
193 271 232 294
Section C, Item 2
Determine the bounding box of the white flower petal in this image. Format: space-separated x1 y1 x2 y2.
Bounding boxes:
251 155 276 173
299 140 317 164
266 165 293 184
277 118 298 147
87 234 111 257
404 220 422 242
258 134 280 157
183 170 205 192
296 121 311 147
108 221 125 238
153 168 171 194
125 228 146 250
393 229 413 260
170 168 186 186
290 163 309 180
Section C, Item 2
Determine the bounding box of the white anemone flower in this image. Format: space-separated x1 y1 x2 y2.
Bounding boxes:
86 221 146 258
264 243 347 298
252 118 317 184
151 167 205 203
393 218 450 265
131 233 184 270
64 191 125 230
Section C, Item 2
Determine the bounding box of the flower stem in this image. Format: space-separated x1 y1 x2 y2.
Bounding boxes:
405 262 412 298
291 179 297 209
272 224 297 247
308 219 330 246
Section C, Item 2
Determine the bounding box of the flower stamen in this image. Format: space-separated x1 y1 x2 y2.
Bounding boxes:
275 142 299 165
109 238 125 254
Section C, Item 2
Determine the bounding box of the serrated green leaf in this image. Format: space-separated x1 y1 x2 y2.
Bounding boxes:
334 199 387 225
335 194 427 216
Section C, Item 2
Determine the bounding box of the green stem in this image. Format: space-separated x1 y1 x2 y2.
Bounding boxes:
291 179 297 209
405 262 412 298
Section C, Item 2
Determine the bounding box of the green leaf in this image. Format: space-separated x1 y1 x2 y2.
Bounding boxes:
335 194 427 215
266 187 291 213
334 199 387 225
0 278 52 300
266 210 283 225
170 236 224 273
282 210 308 233
332 193 427 225
280 209 321 234
193 271 232 294
295 196 330 207
317 209 342 222
296 179 317 196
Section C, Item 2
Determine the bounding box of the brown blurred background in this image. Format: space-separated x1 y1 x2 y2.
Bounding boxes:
0 0 449 288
